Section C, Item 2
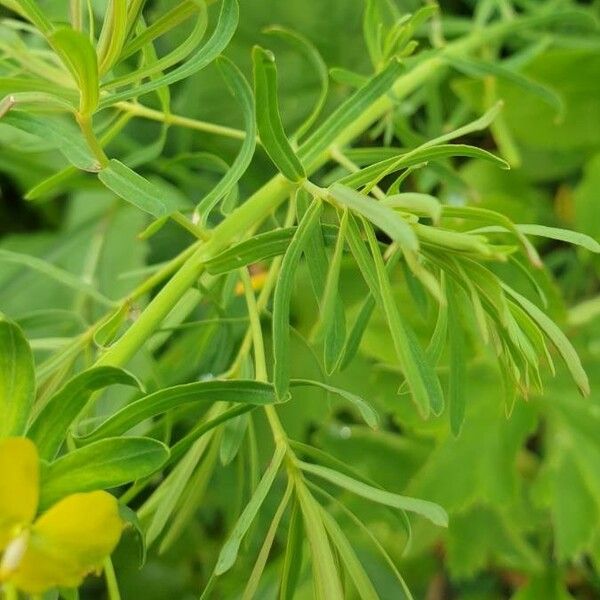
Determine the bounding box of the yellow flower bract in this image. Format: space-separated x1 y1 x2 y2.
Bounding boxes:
0 437 123 594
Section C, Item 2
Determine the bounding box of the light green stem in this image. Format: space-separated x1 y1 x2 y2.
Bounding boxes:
104 557 122 600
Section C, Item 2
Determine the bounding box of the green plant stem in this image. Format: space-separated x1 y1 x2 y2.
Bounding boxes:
92 13 555 372
170 211 211 240
104 557 122 600
77 113 109 168
115 101 247 140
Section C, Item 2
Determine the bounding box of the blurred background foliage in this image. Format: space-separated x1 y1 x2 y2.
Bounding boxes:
1 0 600 598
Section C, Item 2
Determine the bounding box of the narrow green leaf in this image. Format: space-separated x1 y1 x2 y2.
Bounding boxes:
290 379 379 429
40 437 169 509
279 498 304 600
77 379 278 442
329 183 418 251
263 26 329 140
446 54 564 114
49 27 99 115
341 143 508 189
0 319 35 437
98 159 185 217
0 0 53 35
299 58 404 166
295 482 344 600
96 0 128 76
447 282 467 437
215 444 286 575
505 287 590 396
205 228 296 274
242 481 293 600
195 56 257 220
473 224 600 254
320 509 379 600
0 249 115 307
100 0 238 107
104 5 208 91
252 45 306 181
319 210 348 373
121 1 199 60
27 366 142 460
273 199 323 400
1 112 100 171
362 220 443 416
299 461 447 527
219 412 249 466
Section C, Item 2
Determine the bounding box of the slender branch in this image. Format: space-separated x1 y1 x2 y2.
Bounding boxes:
115 101 248 141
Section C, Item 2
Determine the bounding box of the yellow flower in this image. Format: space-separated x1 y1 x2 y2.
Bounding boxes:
0 437 123 595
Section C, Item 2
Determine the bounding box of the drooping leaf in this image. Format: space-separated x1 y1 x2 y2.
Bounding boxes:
290 379 379 429
76 379 278 442
299 460 448 527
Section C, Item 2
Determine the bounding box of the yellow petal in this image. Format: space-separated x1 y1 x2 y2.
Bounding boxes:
0 437 38 550
8 491 123 594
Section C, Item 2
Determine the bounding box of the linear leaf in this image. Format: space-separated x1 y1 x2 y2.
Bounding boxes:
0 319 35 437
195 56 256 219
299 461 447 527
28 366 142 460
98 159 185 217
1 112 100 171
252 45 305 181
242 481 293 600
215 444 286 575
320 509 379 600
49 27 99 115
279 498 304 600
40 437 169 509
446 54 563 113
0 0 53 34
299 58 404 166
296 482 344 600
290 379 379 429
341 143 508 189
473 224 600 254
99 0 238 107
329 183 418 251
273 199 323 400
0 249 115 307
263 26 329 140
96 0 128 76
362 221 443 416
504 287 590 396
77 379 277 442
447 282 467 436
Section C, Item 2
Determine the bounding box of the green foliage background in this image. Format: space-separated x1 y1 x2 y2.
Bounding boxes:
1 0 599 598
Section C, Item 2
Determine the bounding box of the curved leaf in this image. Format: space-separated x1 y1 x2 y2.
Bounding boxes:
40 437 169 509
252 45 305 181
